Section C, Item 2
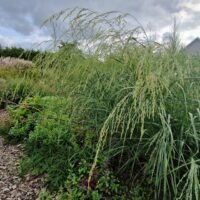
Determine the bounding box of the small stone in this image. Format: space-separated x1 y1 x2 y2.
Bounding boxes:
0 166 6 170
3 188 10 193
12 185 17 189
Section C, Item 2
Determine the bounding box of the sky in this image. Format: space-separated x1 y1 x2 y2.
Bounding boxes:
0 0 200 49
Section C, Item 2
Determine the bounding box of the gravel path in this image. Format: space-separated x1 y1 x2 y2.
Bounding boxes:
0 136 43 200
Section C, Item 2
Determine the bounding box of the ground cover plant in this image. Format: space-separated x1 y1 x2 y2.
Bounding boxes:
1 8 200 200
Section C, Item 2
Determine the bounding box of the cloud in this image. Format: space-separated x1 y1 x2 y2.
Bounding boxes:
0 0 199 48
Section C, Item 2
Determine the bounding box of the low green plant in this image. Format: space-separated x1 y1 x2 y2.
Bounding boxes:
7 96 42 142
38 190 53 200
59 159 131 200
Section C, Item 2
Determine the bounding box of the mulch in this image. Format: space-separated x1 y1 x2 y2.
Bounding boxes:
0 118 44 200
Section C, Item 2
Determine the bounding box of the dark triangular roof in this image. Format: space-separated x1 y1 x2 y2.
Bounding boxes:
186 37 200 55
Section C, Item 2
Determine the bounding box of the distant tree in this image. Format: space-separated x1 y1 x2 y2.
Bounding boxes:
0 46 41 61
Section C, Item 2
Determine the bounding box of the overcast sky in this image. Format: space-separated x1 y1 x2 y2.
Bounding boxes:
0 0 200 49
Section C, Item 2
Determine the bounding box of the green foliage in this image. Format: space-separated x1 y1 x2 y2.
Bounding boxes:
0 45 40 60
8 96 72 187
0 125 9 136
7 96 133 198
59 159 127 200
38 190 53 200
7 96 42 142
0 65 44 107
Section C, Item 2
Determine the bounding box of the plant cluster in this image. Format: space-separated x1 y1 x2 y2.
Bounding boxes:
1 8 200 200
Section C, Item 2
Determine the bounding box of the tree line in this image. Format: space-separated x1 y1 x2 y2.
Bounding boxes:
0 45 40 61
